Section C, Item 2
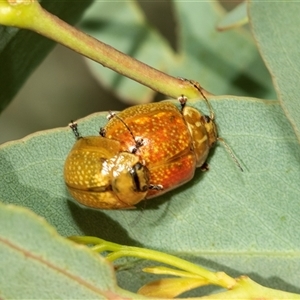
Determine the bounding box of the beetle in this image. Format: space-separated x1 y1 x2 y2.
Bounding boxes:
64 124 151 209
64 80 242 209
100 99 218 200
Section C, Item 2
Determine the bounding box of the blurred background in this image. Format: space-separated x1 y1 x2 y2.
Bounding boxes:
0 1 242 144
0 44 127 144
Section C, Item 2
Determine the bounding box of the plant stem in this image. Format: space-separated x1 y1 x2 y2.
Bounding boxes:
69 236 236 289
0 0 208 100
70 236 300 299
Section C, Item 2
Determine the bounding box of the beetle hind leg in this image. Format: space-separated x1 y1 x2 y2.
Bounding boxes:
200 162 209 172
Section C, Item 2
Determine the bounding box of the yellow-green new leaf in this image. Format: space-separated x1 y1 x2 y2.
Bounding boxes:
138 277 208 298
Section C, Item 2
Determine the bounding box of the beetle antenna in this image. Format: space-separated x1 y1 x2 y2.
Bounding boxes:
179 78 243 171
109 112 144 152
217 137 243 172
68 121 81 140
187 79 215 120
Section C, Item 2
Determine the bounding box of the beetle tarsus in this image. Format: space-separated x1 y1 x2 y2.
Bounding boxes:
200 162 209 172
130 138 144 154
135 137 144 147
130 146 138 154
149 184 163 191
69 121 81 140
99 127 106 137
107 111 116 120
178 95 187 112
109 113 145 153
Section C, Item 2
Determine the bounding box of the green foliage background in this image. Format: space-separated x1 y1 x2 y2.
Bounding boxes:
0 0 300 297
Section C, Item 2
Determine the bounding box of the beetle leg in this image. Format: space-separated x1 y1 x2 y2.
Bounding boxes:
68 121 81 140
130 137 144 154
149 184 164 191
108 112 145 153
130 141 144 154
134 137 144 148
177 95 187 112
99 127 106 137
107 111 116 120
200 162 209 172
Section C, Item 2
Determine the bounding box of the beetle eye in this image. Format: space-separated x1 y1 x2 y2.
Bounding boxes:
130 162 149 192
134 162 143 170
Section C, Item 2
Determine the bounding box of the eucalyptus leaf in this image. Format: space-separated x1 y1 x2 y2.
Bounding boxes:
0 202 142 299
248 1 300 141
0 96 299 294
0 0 300 296
217 1 248 31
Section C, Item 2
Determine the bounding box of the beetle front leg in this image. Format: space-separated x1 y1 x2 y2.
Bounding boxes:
149 184 164 191
129 136 144 154
107 111 145 154
177 95 188 112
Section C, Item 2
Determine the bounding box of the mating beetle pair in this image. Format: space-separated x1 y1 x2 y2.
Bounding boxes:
64 82 238 209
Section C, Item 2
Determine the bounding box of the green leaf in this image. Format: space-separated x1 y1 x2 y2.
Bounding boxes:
217 2 248 31
78 1 173 104
1 0 300 296
79 1 275 104
0 202 142 299
0 95 299 294
248 1 300 142
0 0 93 113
